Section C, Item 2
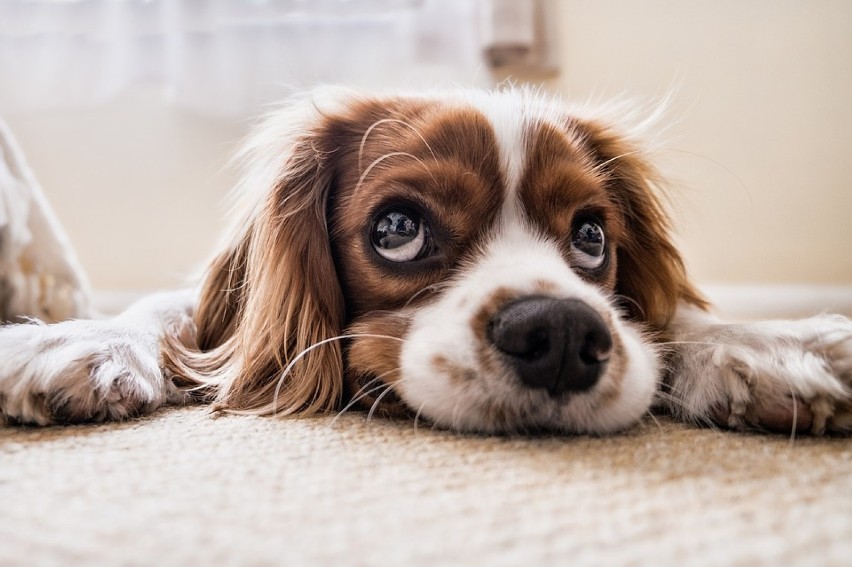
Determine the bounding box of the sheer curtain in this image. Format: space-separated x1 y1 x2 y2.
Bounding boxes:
0 0 552 117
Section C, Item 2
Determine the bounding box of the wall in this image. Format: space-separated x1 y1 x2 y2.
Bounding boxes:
6 87 242 290
549 0 852 284
4 0 851 291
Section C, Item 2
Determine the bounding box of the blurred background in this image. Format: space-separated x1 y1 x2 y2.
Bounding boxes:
1 0 850 316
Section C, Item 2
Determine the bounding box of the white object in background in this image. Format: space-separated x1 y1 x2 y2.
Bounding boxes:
0 119 91 322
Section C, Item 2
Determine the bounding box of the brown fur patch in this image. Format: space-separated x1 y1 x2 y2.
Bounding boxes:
470 286 521 345
328 104 504 317
431 354 476 385
519 122 625 290
344 311 413 418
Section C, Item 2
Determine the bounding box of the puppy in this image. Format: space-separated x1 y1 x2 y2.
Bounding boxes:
1 87 850 435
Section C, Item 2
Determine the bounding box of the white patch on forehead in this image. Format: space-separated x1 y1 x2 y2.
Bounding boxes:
478 99 526 193
460 91 529 224
453 89 573 228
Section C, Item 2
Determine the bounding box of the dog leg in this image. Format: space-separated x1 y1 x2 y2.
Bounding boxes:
0 290 196 425
660 304 852 435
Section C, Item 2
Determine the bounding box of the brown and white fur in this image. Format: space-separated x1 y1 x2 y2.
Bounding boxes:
1 87 851 435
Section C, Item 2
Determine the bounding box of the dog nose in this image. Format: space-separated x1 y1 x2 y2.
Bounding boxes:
486 297 612 395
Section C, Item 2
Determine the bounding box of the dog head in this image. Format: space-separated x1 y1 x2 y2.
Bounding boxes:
165 87 705 434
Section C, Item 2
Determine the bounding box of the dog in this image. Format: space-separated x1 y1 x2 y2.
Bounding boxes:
1 86 850 435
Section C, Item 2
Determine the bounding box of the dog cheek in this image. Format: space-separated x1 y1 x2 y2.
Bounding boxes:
344 313 412 406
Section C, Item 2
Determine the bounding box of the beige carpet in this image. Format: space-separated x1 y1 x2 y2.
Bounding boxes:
1 407 850 566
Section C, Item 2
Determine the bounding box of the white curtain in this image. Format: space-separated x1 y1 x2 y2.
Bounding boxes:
0 0 551 117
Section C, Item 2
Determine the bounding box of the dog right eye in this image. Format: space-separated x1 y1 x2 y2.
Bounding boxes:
371 206 432 262
570 218 606 270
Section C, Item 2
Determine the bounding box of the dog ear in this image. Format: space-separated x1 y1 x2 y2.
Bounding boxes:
577 119 707 329
164 108 346 416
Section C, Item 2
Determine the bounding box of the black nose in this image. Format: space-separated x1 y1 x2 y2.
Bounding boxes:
486 297 612 395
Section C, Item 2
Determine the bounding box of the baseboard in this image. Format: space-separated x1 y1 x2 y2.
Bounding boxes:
92 285 852 320
701 284 852 320
92 289 157 315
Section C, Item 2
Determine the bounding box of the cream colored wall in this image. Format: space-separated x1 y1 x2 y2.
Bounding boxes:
549 0 852 284
7 88 243 290
5 1 851 291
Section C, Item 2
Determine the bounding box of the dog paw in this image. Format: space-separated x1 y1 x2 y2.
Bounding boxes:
0 319 181 425
666 314 852 435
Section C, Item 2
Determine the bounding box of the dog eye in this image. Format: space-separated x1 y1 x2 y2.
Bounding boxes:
571 219 606 269
371 207 431 262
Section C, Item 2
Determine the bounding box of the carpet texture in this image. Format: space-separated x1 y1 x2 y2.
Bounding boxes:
1 407 850 566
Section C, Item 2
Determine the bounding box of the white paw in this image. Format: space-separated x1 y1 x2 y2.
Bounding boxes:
0 319 182 425
667 314 852 435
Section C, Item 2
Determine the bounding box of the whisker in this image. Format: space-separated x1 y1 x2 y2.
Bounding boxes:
790 395 798 447
657 382 693 404
366 382 400 422
358 118 439 174
654 389 688 411
272 333 405 416
650 147 753 208
413 401 428 433
449 389 468 434
330 376 383 426
354 151 438 195
590 149 646 176
770 369 799 446
404 283 445 308
342 367 403 413
657 389 724 433
645 409 664 433
654 389 722 432
656 340 726 348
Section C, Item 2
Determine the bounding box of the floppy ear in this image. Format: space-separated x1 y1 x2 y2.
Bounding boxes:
577 119 707 329
164 114 346 416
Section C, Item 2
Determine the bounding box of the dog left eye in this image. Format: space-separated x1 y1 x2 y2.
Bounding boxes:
571 219 606 269
371 207 431 262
